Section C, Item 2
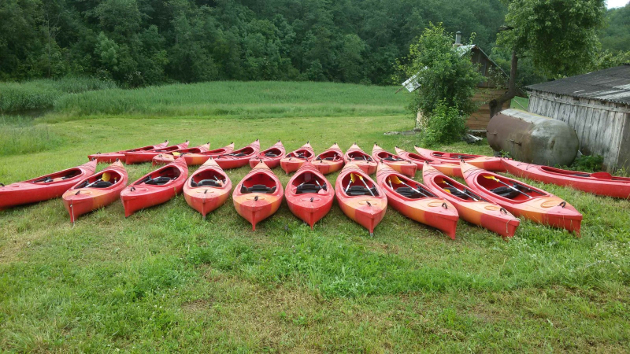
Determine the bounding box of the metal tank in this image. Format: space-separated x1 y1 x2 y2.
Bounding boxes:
487 109 579 166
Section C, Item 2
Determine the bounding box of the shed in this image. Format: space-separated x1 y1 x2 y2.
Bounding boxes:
526 64 630 172
402 35 510 131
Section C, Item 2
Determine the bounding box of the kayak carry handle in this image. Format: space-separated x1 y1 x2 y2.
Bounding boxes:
500 207 508 215
442 202 448 209
559 201 566 208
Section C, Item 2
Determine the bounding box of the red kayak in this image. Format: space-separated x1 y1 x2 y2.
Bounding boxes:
423 163 520 238
395 147 463 178
376 163 458 239
152 143 211 165
280 142 315 174
335 162 387 236
88 141 168 163
372 144 417 177
344 143 377 175
286 161 334 228
414 146 505 172
184 158 232 218
62 161 128 223
233 161 284 230
313 143 344 175
183 142 235 166
125 141 190 164
0 160 97 209
215 140 260 169
120 157 188 217
461 161 582 235
249 140 285 169
503 159 630 199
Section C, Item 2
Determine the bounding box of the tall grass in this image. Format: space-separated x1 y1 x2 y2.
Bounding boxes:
0 77 117 113
0 116 63 155
53 81 409 118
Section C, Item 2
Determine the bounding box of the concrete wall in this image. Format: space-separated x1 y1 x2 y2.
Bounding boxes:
528 91 630 171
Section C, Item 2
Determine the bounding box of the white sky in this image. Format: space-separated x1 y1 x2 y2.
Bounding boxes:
608 0 629 8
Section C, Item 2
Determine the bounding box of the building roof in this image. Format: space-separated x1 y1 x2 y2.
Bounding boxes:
526 64 630 106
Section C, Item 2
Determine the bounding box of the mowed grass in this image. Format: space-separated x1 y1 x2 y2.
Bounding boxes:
1 82 630 352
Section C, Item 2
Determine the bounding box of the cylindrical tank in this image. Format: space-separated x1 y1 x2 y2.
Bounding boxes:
487 109 579 166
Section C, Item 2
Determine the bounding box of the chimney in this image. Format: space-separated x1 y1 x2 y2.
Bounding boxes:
454 31 462 46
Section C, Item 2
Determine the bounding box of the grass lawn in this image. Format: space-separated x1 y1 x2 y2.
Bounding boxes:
1 81 629 352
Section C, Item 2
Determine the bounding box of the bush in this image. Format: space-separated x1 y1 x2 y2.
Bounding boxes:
422 101 467 146
570 154 604 172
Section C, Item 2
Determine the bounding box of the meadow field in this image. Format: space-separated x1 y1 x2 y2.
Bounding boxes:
1 81 629 352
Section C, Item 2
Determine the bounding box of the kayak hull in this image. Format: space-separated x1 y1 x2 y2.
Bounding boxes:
183 143 235 166
414 146 504 172
249 141 285 169
215 140 260 170
372 144 417 177
88 141 169 163
286 162 334 228
125 142 190 164
280 142 315 174
120 158 188 217
422 163 520 238
503 159 630 199
184 159 232 216
344 144 377 175
377 163 458 238
335 163 387 234
152 143 211 165
313 143 344 175
461 162 582 235
395 147 462 177
0 160 97 209
62 161 128 222
232 161 284 230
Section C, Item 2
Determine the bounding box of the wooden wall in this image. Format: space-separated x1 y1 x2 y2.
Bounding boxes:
467 88 510 130
529 91 630 171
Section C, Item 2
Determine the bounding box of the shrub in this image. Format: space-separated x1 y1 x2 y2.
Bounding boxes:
570 154 604 172
422 101 467 146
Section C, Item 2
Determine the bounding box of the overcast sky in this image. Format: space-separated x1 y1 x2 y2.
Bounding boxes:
608 0 629 8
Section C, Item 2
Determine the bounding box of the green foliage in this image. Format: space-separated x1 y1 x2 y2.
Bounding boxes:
570 154 604 172
422 101 467 146
497 0 607 78
600 4 630 52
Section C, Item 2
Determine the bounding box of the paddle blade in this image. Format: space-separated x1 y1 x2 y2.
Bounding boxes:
173 152 181 156
591 172 612 179
443 188 451 194
482 175 499 182
350 173 356 183
390 175 402 185
102 172 111 182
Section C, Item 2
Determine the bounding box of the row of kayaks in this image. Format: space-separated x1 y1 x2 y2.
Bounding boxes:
2 141 629 238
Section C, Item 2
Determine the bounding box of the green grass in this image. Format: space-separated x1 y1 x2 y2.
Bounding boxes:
510 96 529 110
0 77 117 113
0 116 64 155
1 81 629 352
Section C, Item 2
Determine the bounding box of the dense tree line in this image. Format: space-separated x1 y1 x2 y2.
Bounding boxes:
600 4 630 52
0 0 508 86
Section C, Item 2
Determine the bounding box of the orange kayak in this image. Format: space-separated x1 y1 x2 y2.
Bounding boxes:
372 144 417 177
120 157 188 217
335 163 387 236
152 143 210 165
88 141 168 163
343 143 377 175
233 161 284 230
182 142 235 166
62 161 128 223
280 142 315 174
249 140 285 169
184 158 232 218
215 140 260 169
313 143 344 175
376 163 458 239
461 161 582 235
414 146 505 172
423 163 520 238
395 147 462 177
286 162 334 228
0 160 97 209
125 141 190 164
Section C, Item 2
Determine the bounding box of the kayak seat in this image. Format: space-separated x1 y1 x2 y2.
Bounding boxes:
144 176 173 185
191 179 221 187
352 157 372 162
395 187 426 199
241 184 277 194
573 173 590 177
34 176 54 183
90 181 114 188
346 185 379 196
443 187 470 199
296 183 327 194
231 153 247 157
317 157 336 161
490 186 520 199
383 157 403 161
265 152 278 157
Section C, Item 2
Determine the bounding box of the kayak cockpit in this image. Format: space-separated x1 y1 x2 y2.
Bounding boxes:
432 151 476 160
287 149 313 159
407 152 430 162
77 171 124 189
316 151 341 161
377 152 404 162
261 148 282 157
341 173 379 196
432 176 481 202
291 172 327 194
32 169 82 184
135 166 181 186
476 174 547 202
385 174 435 199
190 170 226 188
240 173 278 194
224 147 255 157
348 152 373 162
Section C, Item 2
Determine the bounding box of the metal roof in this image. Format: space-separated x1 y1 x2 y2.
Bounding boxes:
526 64 630 106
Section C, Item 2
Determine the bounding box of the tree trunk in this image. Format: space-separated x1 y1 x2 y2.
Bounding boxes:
489 50 519 118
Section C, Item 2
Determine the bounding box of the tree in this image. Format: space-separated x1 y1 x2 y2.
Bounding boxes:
399 23 483 145
491 0 607 117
